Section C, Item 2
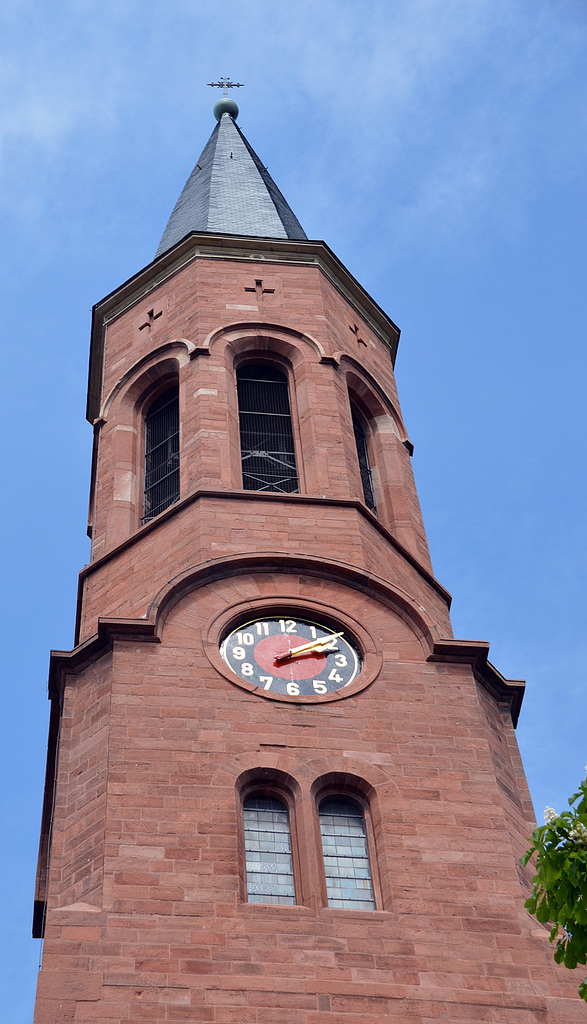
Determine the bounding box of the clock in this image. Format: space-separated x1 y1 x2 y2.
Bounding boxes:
219 615 361 698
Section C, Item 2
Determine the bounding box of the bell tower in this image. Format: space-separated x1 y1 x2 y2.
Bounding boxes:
33 98 583 1022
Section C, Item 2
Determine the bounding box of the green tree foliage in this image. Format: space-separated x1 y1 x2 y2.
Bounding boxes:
521 772 587 1002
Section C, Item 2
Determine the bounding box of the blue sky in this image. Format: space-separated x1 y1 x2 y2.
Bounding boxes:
1 1 585 1019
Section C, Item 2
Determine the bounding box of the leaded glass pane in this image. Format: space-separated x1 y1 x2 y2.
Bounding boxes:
319 798 375 910
243 797 296 905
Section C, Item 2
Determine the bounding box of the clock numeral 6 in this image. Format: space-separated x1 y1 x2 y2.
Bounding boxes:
286 682 300 695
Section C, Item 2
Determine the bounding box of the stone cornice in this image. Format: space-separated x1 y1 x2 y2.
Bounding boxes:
74 488 451 645
428 639 525 727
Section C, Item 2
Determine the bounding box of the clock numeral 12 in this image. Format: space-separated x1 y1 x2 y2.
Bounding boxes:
279 619 297 633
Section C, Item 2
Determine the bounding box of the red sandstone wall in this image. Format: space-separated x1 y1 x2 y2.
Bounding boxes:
78 496 451 645
35 575 584 1023
477 685 538 894
48 653 112 911
88 255 431 575
35 241 580 1022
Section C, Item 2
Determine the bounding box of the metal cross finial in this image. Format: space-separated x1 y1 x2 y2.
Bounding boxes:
207 77 244 97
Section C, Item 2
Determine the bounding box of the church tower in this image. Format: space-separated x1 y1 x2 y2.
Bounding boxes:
33 95 583 1022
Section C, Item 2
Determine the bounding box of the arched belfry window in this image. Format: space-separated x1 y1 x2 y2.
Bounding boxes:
142 386 180 522
236 365 299 493
319 797 375 910
243 796 296 904
352 411 376 513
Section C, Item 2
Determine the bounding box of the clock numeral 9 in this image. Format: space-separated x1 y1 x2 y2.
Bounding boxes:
232 646 246 660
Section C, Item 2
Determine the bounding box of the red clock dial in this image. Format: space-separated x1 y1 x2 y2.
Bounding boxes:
220 616 361 697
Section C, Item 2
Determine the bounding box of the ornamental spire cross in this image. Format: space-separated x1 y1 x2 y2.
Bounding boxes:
207 77 244 96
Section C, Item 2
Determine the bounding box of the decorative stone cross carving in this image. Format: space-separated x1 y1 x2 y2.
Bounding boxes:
139 309 163 332
350 323 367 347
244 279 275 301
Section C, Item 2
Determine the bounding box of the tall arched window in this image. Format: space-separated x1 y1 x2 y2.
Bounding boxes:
143 386 180 522
319 797 375 909
243 796 296 904
236 365 299 493
352 411 376 512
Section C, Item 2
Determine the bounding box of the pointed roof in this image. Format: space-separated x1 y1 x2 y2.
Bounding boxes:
155 111 307 257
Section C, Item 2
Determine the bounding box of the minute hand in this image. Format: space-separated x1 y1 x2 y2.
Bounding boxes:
275 632 344 661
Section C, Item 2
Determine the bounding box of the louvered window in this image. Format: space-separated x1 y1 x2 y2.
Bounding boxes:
243 796 296 904
352 412 376 512
236 365 299 493
319 797 375 910
143 386 180 522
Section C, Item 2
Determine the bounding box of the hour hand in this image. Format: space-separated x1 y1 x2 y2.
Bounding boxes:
275 632 344 661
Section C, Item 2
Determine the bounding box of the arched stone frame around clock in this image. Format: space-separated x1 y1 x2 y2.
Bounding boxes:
203 594 382 705
146 550 443 653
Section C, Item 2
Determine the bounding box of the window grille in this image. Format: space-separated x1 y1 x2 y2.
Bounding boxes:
319 797 375 910
143 386 180 522
236 365 299 493
243 796 296 904
352 412 376 512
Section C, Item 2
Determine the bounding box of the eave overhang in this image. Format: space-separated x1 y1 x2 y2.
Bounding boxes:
86 231 401 424
429 639 525 727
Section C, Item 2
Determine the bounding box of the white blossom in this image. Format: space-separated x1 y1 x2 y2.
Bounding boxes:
544 806 558 823
569 822 587 846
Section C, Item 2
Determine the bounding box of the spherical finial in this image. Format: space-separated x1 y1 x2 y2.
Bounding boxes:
214 97 239 121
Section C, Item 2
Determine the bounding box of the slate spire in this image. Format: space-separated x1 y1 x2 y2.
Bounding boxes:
156 105 307 258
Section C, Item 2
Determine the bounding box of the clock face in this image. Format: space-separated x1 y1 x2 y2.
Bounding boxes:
220 616 361 698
